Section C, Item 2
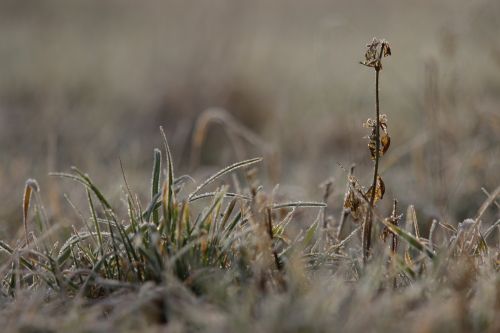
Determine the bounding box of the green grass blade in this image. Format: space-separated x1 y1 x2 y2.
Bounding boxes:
151 148 162 225
160 126 175 234
142 192 162 222
382 218 435 259
187 157 263 200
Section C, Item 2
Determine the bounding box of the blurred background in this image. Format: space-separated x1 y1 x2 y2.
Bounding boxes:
0 0 499 237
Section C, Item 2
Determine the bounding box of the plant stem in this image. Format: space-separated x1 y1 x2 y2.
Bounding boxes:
362 65 381 263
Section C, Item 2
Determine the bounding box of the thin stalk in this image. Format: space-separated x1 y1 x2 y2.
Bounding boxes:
362 48 383 263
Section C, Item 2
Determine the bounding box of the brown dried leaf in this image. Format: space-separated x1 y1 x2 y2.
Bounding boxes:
381 133 391 155
365 175 385 205
352 206 366 221
360 59 378 68
344 190 359 210
365 114 390 158
360 38 382 68
383 42 392 57
368 136 377 160
344 189 365 221
367 131 390 159
23 179 39 246
379 114 388 130
376 176 385 202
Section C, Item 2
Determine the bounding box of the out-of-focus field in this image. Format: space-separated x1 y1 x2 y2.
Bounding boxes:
0 0 498 234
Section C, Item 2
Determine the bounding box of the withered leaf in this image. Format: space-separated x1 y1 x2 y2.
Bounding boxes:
344 190 359 210
365 175 385 205
381 133 391 155
365 39 379 60
364 115 388 130
368 138 377 160
383 43 391 57
379 114 388 130
367 130 390 159
344 189 365 221
361 38 381 68
363 118 375 128
360 59 378 68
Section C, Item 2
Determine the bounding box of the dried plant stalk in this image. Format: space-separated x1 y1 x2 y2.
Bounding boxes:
360 38 391 262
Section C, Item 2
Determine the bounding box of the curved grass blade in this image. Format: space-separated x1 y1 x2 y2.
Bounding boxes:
189 192 251 202
71 167 113 210
22 179 39 246
50 169 112 210
187 157 263 200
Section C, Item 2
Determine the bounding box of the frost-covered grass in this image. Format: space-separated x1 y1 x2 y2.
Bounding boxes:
1 119 498 332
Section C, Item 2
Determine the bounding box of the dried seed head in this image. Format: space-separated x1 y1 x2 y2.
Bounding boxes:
360 38 391 70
